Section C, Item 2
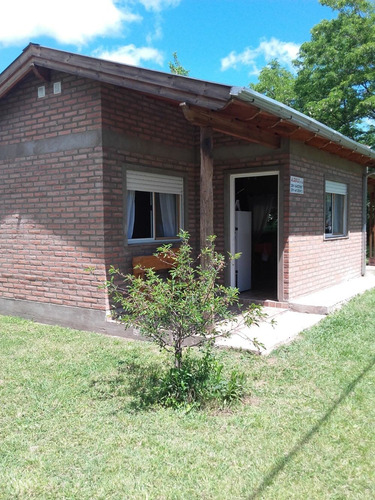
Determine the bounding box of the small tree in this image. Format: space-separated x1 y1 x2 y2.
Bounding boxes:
168 52 189 76
106 231 264 370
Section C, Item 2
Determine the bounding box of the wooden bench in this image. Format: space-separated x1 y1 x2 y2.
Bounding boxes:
132 248 179 278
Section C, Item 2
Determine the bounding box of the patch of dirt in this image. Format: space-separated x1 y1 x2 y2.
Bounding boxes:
242 395 261 406
253 379 266 388
208 406 235 417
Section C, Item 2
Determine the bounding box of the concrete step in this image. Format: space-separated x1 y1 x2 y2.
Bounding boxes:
216 309 325 355
219 268 375 354
289 268 375 315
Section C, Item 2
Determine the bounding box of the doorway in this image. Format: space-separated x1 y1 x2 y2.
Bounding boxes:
230 172 279 300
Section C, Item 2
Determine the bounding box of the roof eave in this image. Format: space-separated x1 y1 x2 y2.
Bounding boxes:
0 43 232 109
231 86 375 164
1 44 374 167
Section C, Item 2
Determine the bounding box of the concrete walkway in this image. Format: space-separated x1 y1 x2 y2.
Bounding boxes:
217 267 375 355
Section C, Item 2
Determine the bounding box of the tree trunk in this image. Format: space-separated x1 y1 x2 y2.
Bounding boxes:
174 340 182 369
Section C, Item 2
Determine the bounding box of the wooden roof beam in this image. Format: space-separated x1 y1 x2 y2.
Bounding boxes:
32 64 51 82
180 103 280 149
315 139 333 149
243 109 262 121
269 117 285 129
304 133 318 144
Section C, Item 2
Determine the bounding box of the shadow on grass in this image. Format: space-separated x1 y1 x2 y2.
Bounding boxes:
90 357 165 411
249 355 375 499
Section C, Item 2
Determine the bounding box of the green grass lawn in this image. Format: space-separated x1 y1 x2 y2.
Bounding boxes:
1 290 375 499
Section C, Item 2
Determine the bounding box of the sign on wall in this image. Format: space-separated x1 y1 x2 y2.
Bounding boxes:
290 176 304 194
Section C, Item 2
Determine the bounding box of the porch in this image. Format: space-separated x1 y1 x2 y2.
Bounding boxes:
218 266 375 354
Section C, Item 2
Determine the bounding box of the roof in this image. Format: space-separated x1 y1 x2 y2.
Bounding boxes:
1 43 374 168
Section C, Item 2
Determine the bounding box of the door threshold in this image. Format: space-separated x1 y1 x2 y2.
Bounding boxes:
239 290 288 309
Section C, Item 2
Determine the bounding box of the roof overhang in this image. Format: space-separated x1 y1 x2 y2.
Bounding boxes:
1 43 375 168
180 102 281 149
0 43 231 109
231 88 375 167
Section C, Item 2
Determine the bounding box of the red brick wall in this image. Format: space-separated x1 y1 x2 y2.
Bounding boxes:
101 84 193 148
284 144 364 299
0 72 108 310
100 84 199 273
0 72 102 142
0 74 201 315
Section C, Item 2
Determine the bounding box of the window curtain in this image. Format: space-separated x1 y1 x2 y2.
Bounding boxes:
325 193 333 233
127 190 135 239
159 193 177 237
251 195 274 243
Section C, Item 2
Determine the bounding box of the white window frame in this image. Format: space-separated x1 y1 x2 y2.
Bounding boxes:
324 180 348 239
126 170 184 244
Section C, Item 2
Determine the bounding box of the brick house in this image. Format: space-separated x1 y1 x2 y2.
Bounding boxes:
1 43 374 334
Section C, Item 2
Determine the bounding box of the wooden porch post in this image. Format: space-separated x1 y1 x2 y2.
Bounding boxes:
200 126 214 251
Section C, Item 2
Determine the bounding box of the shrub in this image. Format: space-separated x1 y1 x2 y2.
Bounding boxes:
156 348 246 410
106 231 265 407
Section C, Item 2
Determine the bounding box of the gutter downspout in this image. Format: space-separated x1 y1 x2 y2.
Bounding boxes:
362 171 368 276
362 169 375 276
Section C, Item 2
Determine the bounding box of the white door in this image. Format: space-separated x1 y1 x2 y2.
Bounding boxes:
235 211 252 291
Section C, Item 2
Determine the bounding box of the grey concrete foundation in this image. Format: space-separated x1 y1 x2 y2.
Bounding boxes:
0 297 136 340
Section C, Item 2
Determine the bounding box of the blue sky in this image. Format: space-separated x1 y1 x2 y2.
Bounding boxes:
0 0 334 88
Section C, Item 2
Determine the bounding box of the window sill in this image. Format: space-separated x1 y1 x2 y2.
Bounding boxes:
128 238 181 246
324 234 349 241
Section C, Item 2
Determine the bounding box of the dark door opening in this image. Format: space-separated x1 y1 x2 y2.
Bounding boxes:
234 174 278 300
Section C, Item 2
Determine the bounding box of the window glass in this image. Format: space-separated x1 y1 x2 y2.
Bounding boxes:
325 181 347 238
127 189 181 241
131 191 152 239
325 193 333 234
333 194 345 235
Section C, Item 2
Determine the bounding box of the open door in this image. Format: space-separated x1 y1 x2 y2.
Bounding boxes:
230 172 279 299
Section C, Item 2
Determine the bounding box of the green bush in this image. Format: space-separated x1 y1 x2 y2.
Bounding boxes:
106 231 264 408
157 348 245 410
107 232 264 366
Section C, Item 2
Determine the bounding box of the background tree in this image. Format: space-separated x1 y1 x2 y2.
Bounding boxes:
250 59 296 107
169 51 189 76
251 0 375 147
294 0 375 145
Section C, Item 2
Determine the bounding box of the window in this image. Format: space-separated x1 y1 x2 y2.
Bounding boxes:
126 170 183 242
325 180 348 238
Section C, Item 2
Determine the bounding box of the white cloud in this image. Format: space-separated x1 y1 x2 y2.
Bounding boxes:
94 44 164 67
221 37 300 75
0 0 141 45
138 0 181 42
145 13 164 43
138 0 181 12
146 24 163 43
